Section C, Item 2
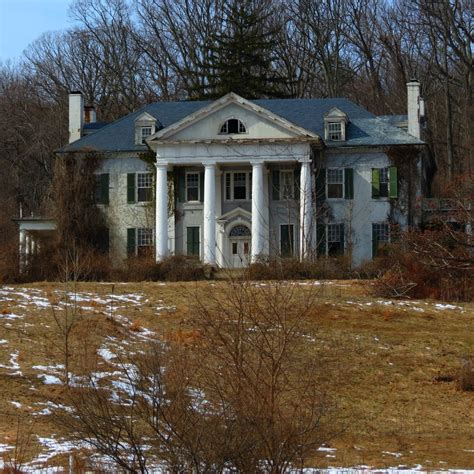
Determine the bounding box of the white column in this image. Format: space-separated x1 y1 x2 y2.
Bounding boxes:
155 163 169 261
251 162 268 262
203 163 216 265
300 160 313 260
19 229 26 272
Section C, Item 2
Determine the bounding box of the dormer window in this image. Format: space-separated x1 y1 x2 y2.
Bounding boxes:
324 107 348 142
134 112 158 145
220 118 246 134
141 126 152 144
328 122 342 141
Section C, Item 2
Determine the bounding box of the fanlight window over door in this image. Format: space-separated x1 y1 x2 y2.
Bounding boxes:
229 225 251 237
220 118 246 134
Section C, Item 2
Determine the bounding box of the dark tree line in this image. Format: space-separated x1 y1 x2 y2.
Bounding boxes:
0 0 472 229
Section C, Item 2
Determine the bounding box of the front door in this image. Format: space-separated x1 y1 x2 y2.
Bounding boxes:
228 224 251 268
230 238 251 268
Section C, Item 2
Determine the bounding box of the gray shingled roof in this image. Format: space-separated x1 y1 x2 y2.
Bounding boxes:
62 98 422 153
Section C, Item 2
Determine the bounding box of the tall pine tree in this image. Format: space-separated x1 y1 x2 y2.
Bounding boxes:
192 0 287 99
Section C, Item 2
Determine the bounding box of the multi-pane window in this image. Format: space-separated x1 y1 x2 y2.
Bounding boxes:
224 171 251 200
280 170 294 200
379 167 389 198
233 172 247 200
141 126 152 144
280 224 295 257
137 173 153 202
186 172 200 201
372 222 390 257
328 122 342 140
137 228 154 256
220 118 246 134
327 223 344 256
372 166 397 198
186 227 200 257
327 168 344 198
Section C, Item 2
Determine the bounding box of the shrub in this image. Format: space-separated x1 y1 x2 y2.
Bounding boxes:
459 356 474 391
244 256 351 281
117 254 210 282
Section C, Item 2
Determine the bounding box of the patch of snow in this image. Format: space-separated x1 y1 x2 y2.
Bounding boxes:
435 303 463 310
0 339 7 344
0 350 22 375
10 401 22 408
317 446 337 452
98 346 116 362
38 374 62 385
382 451 403 458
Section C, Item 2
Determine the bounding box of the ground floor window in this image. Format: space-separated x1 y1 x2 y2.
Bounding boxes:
127 227 154 256
186 226 200 257
327 223 345 256
372 222 390 257
280 224 295 257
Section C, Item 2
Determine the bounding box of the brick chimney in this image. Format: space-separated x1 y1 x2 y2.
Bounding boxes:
84 104 96 124
406 80 422 139
68 91 84 144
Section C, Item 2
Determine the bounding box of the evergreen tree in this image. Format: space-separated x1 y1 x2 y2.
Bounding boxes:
192 0 287 99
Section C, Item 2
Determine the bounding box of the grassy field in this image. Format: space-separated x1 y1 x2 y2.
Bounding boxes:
0 279 473 471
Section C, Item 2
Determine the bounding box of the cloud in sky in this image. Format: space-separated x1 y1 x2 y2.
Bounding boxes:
0 0 73 62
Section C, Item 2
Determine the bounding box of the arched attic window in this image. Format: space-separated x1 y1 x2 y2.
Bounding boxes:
220 118 246 134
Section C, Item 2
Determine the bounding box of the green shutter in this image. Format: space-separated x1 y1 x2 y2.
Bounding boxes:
315 168 326 203
371 169 380 198
293 167 300 200
389 166 398 198
199 172 204 203
340 224 345 255
344 168 354 199
372 225 377 258
127 173 136 203
272 170 280 200
187 227 200 256
100 174 109 205
177 169 186 202
317 222 326 257
127 228 136 256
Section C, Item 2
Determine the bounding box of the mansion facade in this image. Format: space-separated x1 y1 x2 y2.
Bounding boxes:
18 84 427 269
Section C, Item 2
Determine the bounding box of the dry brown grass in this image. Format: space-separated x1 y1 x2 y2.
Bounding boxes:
0 280 473 470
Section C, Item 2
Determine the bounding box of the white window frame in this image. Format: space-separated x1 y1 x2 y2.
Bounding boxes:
186 172 200 202
219 118 247 135
279 170 295 200
379 167 390 198
327 122 343 140
372 222 390 257
141 126 153 144
137 172 153 202
224 171 251 201
327 168 344 199
279 223 295 257
326 223 345 256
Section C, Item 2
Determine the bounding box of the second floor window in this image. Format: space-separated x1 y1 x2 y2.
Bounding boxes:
186 172 200 201
372 166 397 198
137 173 153 202
280 170 294 200
327 168 344 198
225 171 251 201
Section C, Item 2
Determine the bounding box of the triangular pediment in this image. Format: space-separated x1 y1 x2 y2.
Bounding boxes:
217 206 252 223
324 107 348 122
149 93 320 143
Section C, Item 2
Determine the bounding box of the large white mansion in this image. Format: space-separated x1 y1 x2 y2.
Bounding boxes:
18 83 427 269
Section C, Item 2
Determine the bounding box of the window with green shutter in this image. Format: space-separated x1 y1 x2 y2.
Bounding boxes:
186 227 200 257
371 168 380 198
372 167 397 198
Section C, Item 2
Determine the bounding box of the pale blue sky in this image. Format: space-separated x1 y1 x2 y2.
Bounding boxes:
0 0 74 62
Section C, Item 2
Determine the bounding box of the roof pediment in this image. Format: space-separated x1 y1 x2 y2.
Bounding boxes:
148 93 321 144
324 107 348 122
